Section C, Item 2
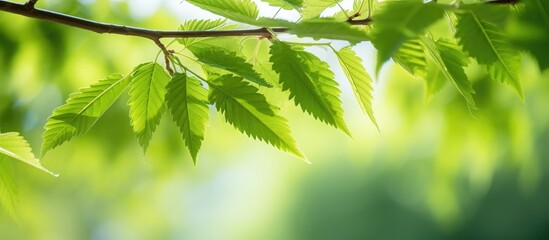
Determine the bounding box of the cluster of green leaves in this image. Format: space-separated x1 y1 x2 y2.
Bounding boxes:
36 0 546 164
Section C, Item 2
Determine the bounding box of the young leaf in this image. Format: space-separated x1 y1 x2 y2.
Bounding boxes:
42 74 130 155
421 37 476 110
335 47 378 129
128 62 171 151
302 0 343 20
288 18 369 44
177 19 227 47
424 61 448 98
1 132 56 175
186 0 259 25
456 11 523 98
371 1 445 72
255 18 297 28
0 158 17 218
270 41 350 135
393 39 427 79
191 47 271 87
208 75 304 158
261 0 302 10
166 73 209 164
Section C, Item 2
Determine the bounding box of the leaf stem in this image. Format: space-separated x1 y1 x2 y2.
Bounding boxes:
273 7 282 18
335 1 350 19
153 39 174 75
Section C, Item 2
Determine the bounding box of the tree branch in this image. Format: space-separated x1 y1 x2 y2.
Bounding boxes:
0 0 376 41
0 0 290 40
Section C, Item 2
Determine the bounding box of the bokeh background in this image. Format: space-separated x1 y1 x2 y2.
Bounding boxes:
1 0 549 239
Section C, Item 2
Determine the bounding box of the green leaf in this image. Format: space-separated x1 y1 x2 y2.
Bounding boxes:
455 11 523 98
187 37 242 55
424 61 448 98
1 132 56 175
261 0 302 10
187 0 259 25
288 18 369 44
393 39 427 78
352 0 373 18
166 73 209 164
335 47 378 129
128 62 171 151
507 0 549 69
302 0 342 20
421 37 476 109
255 18 296 28
0 158 18 218
177 19 227 47
371 1 445 72
241 39 280 86
208 75 303 158
270 41 350 135
191 47 271 87
42 74 130 155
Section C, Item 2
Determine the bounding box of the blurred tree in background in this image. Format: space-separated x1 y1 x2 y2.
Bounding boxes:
1 0 548 239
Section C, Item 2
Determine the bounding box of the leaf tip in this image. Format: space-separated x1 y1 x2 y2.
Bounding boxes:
190 154 199 166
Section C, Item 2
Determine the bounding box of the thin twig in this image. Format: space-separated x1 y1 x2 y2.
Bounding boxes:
153 39 174 75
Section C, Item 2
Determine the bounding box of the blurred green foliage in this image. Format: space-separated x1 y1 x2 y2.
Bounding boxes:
0 0 548 239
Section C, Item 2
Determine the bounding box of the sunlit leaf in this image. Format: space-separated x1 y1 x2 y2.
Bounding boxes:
335 46 378 129
192 47 271 87
1 132 56 175
208 75 304 158
0 158 17 218
424 61 447 98
166 73 209 164
255 18 296 28
421 37 476 109
176 19 240 53
241 39 280 86
0 132 56 218
302 0 343 20
177 19 227 47
371 1 445 72
456 10 523 98
187 0 259 25
289 18 369 44
42 74 130 155
128 62 171 151
393 39 427 79
270 41 350 135
261 0 302 10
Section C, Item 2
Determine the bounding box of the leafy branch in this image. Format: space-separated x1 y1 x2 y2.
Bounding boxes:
0 0 542 165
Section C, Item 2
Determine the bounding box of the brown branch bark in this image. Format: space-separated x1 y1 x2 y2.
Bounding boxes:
153 39 174 75
0 0 289 40
24 0 37 9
